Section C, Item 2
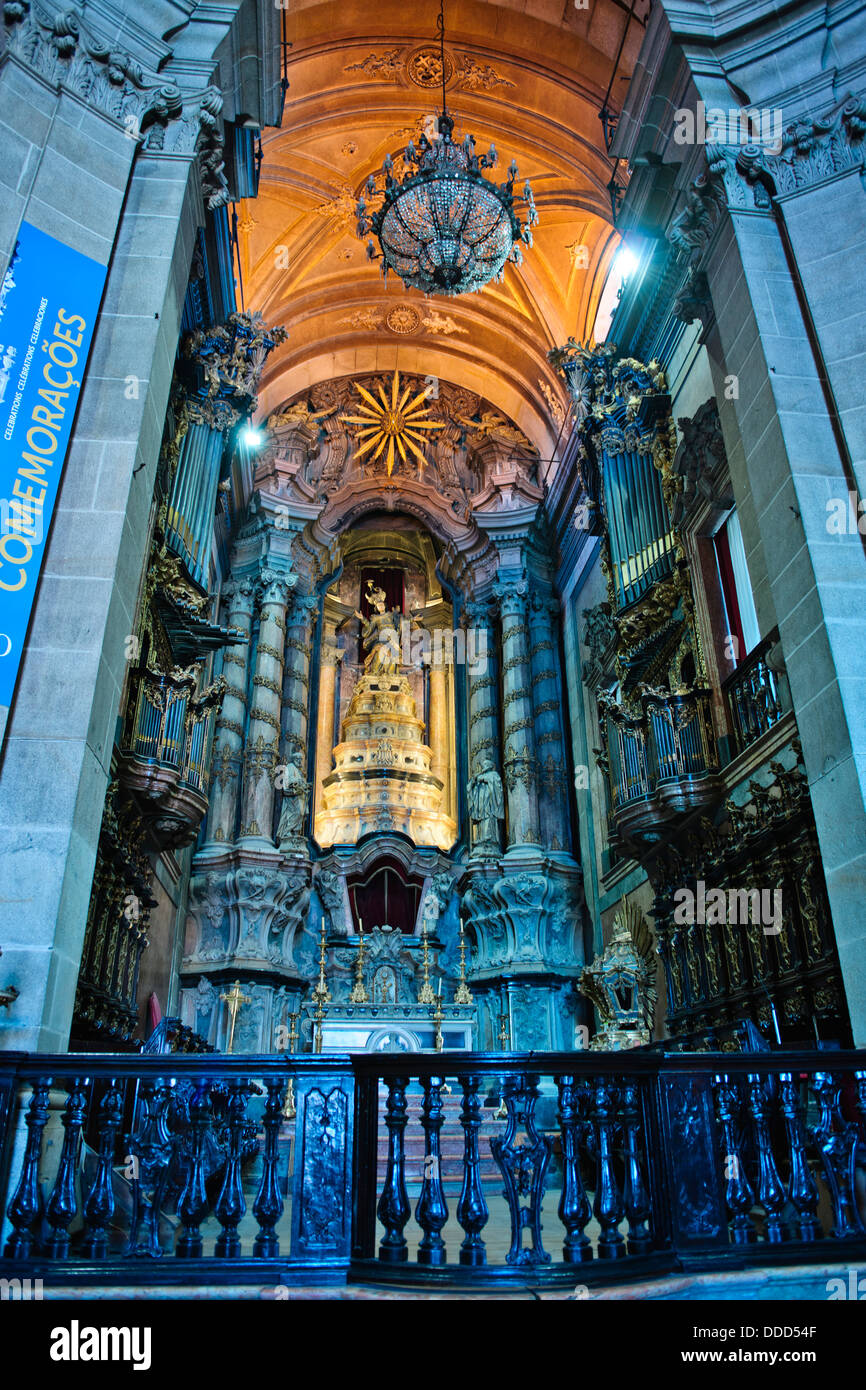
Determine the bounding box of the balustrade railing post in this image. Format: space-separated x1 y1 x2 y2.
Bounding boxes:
457 1073 489 1266
214 1081 250 1258
80 1081 123 1259
125 1078 174 1258
44 1079 88 1258
4 1077 52 1258
556 1074 592 1263
592 1079 625 1259
746 1073 787 1243
415 1075 448 1266
810 1072 862 1239
176 1081 212 1258
620 1079 652 1255
377 1076 410 1263
779 1072 821 1242
253 1077 286 1257
714 1075 757 1244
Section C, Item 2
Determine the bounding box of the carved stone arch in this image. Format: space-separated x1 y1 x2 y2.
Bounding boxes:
309 476 500 601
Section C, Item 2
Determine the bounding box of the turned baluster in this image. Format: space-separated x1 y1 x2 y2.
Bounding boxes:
45 1078 88 1258
456 1073 489 1266
713 1075 757 1244
810 1072 860 1239
125 1077 173 1258
592 1079 625 1259
746 1073 787 1242
855 1071 866 1130
779 1072 821 1242
415 1074 449 1265
620 1079 652 1255
214 1081 250 1257
377 1076 410 1263
80 1081 123 1258
176 1081 213 1258
556 1074 592 1263
4 1077 52 1258
253 1077 286 1257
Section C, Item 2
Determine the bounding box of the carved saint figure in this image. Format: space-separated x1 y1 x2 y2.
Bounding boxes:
317 867 346 934
354 580 402 676
276 758 310 845
467 754 505 849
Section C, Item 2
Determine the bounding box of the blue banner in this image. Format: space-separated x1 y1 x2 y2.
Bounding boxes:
0 221 107 747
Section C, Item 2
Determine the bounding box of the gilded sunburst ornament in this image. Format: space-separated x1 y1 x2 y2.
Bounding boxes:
340 370 444 476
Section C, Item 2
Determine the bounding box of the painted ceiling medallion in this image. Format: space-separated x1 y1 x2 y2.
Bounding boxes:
355 0 537 297
407 45 454 89
340 370 445 476
386 304 422 334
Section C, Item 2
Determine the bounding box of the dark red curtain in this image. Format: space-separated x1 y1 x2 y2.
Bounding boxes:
347 858 423 933
358 566 404 662
714 525 744 667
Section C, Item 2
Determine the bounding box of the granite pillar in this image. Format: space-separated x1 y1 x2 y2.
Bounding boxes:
204 578 255 847
239 570 293 845
493 579 541 852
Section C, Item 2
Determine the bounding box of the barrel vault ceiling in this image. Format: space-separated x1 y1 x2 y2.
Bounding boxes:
247 0 647 459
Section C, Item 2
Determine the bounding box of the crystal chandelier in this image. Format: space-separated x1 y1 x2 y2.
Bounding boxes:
354 0 537 297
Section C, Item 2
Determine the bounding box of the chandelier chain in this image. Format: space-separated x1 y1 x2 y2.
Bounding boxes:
438 0 447 118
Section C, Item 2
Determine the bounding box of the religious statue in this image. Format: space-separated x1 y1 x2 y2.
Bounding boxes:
354 580 402 676
420 890 441 933
317 867 346 934
467 754 505 852
276 758 310 846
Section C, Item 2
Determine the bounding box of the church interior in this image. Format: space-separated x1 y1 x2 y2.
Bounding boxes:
1 0 865 1310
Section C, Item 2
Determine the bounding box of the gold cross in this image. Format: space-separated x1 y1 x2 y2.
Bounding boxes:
220 979 251 1054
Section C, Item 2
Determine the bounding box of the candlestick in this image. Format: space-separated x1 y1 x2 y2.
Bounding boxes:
498 986 511 1051
312 917 331 1053
281 1077 296 1120
454 920 473 1004
417 915 436 1004
349 917 369 1004
432 993 444 1053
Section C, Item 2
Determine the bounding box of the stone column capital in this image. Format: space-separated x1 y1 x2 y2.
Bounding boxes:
493 575 529 619
287 592 319 627
462 597 496 630
223 576 257 615
529 588 560 622
258 569 296 607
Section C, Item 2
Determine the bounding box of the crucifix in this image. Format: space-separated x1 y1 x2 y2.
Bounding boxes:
220 979 251 1054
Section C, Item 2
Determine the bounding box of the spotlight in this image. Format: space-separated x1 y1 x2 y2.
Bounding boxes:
242 425 263 449
613 245 639 280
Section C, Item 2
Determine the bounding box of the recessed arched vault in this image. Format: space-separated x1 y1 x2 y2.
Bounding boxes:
246 0 646 471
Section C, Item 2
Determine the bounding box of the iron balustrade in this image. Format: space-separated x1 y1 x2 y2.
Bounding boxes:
723 637 786 756
0 1050 864 1288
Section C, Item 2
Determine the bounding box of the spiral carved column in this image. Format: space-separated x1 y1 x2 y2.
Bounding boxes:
494 579 541 850
528 590 571 853
239 570 293 843
206 578 255 845
281 591 318 779
463 597 502 854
